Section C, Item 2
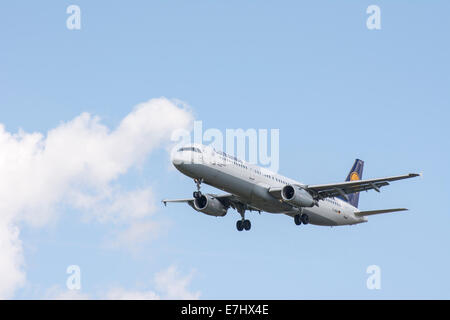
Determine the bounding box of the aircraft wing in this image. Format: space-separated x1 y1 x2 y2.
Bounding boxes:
355 208 408 217
162 198 195 205
306 173 420 200
162 193 262 212
162 193 234 206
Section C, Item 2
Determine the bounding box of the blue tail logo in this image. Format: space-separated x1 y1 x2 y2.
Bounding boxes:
344 159 364 208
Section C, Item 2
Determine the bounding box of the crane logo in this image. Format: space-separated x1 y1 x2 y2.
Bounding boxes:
350 172 360 181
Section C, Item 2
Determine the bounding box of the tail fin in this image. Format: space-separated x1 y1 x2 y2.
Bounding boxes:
343 159 364 208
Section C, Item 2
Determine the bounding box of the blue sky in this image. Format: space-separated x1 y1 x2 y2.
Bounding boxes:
1 1 449 299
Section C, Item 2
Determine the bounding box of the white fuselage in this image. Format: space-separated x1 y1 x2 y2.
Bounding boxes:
172 144 367 226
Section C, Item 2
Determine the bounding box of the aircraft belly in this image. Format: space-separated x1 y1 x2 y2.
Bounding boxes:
183 164 348 222
303 208 339 226
200 165 254 199
198 165 291 212
249 183 293 213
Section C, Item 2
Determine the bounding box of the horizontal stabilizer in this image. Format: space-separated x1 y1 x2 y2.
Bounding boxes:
355 208 408 217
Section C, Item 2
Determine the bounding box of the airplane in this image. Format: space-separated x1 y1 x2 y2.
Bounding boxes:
162 143 420 231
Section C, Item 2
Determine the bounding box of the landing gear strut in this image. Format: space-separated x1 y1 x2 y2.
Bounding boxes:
236 204 251 231
193 178 203 199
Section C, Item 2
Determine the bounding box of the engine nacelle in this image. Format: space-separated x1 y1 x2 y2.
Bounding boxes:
193 194 228 217
281 185 315 207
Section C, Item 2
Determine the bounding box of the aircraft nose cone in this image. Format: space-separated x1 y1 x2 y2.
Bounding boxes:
171 150 193 169
171 152 184 168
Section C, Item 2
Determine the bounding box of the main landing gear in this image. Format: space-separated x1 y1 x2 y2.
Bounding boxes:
193 178 203 199
236 219 251 231
294 213 310 226
236 204 251 232
193 178 252 232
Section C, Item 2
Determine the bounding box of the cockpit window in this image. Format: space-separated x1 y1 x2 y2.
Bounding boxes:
177 147 201 153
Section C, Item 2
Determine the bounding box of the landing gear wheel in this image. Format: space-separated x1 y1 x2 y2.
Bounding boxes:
294 214 302 226
300 214 310 225
236 220 244 231
193 191 202 199
243 219 251 231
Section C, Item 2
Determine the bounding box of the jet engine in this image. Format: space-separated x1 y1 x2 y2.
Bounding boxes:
281 185 315 207
193 194 228 217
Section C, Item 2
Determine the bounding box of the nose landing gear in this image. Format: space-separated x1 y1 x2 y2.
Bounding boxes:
193 178 203 199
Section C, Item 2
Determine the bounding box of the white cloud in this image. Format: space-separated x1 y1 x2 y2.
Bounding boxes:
106 288 160 300
45 286 90 300
108 220 168 252
71 187 157 224
0 97 193 298
155 265 201 300
0 220 25 299
105 265 200 300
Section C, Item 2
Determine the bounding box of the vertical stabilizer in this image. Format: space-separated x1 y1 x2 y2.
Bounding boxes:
343 159 364 208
